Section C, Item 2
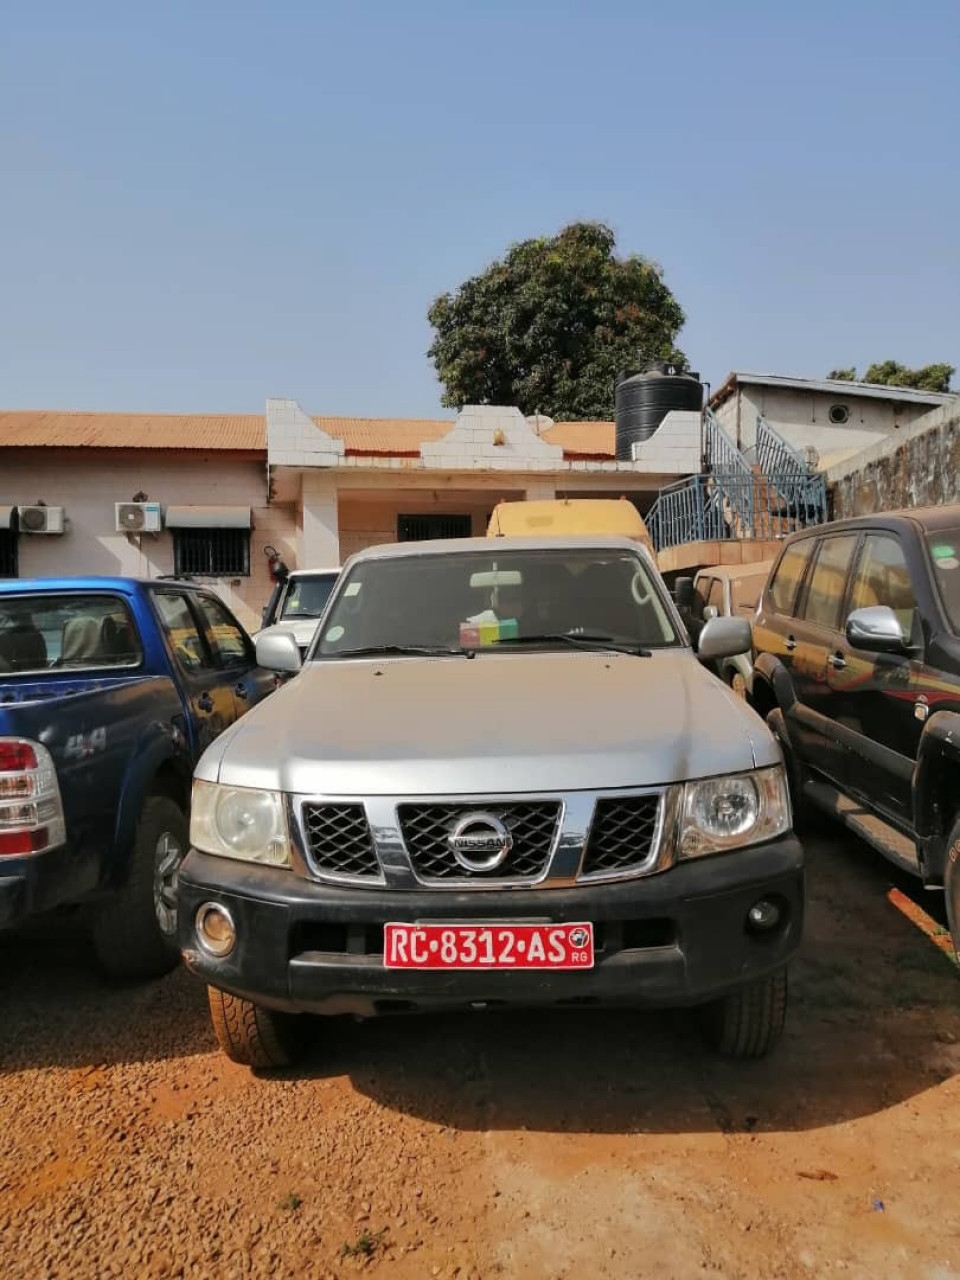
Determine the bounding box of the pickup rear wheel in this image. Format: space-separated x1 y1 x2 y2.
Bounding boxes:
700 966 788 1059
207 987 306 1068
92 795 187 981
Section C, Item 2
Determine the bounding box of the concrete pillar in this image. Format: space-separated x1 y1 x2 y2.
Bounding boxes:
299 472 341 567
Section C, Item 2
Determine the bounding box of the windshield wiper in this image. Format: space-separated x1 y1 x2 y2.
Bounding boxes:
491 632 653 657
330 644 471 659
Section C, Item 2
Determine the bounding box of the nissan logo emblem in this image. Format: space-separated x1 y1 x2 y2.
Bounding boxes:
447 812 513 873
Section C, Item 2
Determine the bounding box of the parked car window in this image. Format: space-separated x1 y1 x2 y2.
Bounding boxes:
194 595 250 668
801 535 859 630
769 541 815 616
317 547 679 657
280 572 338 621
153 592 211 672
731 575 764 617
0 593 141 674
691 577 710 622
849 535 917 634
706 578 725 614
926 527 960 634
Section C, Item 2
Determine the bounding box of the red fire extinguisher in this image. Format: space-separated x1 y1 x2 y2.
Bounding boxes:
264 544 290 584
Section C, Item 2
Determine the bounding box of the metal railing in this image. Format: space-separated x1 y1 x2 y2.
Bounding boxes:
648 470 828 553
756 416 808 477
703 409 751 477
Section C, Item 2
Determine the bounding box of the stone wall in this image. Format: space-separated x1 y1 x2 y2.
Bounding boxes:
828 400 960 519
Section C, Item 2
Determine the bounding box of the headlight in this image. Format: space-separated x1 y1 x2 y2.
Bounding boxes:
679 766 790 858
190 780 291 866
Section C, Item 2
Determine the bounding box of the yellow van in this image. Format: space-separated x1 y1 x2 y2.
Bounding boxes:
487 498 653 552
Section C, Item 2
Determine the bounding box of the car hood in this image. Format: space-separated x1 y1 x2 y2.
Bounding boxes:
200 650 778 796
252 618 321 649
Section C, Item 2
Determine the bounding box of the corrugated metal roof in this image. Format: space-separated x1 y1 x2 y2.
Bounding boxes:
711 371 957 409
0 410 266 450
0 409 618 458
313 416 453 454
541 421 615 457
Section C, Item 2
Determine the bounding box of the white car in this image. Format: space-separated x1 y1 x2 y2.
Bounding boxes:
253 567 340 657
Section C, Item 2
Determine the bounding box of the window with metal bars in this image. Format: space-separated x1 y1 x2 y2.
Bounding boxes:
0 531 17 578
172 528 250 577
397 514 471 542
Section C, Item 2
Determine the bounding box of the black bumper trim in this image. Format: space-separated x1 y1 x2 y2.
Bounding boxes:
178 838 804 1016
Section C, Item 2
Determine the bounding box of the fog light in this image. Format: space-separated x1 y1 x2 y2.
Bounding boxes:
196 903 236 957
747 899 781 932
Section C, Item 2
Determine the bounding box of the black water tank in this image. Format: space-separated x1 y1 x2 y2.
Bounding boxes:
615 362 703 460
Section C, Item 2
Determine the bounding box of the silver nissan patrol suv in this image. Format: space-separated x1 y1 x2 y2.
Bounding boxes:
178 537 803 1067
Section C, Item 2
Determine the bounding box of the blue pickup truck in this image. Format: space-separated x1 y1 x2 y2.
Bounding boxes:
0 577 273 978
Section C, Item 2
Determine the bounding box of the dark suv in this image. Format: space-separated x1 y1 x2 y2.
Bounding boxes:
750 506 960 956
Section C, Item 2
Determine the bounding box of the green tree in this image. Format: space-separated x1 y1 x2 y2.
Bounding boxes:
862 360 955 393
827 362 955 392
427 222 687 419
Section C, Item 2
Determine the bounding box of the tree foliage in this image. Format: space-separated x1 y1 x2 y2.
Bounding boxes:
827 361 955 393
427 222 687 419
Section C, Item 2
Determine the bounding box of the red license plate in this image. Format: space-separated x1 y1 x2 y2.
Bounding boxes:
383 922 594 971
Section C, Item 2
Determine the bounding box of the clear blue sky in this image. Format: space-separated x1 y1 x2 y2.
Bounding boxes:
2 0 957 417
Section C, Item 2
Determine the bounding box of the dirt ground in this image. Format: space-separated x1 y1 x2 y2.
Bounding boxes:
2 826 960 1280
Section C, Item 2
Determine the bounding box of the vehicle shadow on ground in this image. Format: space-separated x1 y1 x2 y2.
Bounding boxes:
311 830 960 1135
0 917 211 1072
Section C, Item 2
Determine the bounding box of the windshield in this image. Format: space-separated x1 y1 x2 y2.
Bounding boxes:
280 572 338 620
0 594 142 675
926 530 960 633
314 548 678 658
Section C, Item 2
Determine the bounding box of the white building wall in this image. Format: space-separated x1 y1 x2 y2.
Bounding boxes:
715 386 948 471
0 452 296 632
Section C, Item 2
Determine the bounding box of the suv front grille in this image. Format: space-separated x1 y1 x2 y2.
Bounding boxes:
581 795 662 877
398 801 561 881
301 803 380 879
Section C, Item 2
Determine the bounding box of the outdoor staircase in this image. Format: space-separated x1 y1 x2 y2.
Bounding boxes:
646 413 827 567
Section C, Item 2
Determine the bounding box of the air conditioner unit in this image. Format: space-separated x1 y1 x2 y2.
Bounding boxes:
18 505 65 535
116 501 163 533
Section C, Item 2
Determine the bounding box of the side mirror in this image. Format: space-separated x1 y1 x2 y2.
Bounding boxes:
674 577 694 610
255 629 302 674
702 604 719 623
698 616 752 661
845 606 908 654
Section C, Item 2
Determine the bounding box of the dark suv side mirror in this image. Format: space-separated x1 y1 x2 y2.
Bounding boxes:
845 606 908 654
674 577 694 610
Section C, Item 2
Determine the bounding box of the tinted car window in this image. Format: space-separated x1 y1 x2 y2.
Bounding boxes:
802 535 859 630
706 578 725 613
769 541 815 616
0 594 141 674
195 595 250 668
926 527 960 634
154 592 211 672
317 548 678 657
850 535 917 634
280 573 338 621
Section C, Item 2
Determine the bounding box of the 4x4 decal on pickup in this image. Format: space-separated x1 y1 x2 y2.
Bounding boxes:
63 727 107 759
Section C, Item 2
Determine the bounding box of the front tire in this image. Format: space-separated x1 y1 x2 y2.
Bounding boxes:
766 708 815 833
701 966 788 1059
92 795 187 980
207 987 307 1068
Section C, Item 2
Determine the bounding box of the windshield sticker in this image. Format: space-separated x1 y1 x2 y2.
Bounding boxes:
936 556 959 570
344 582 362 597
931 544 955 560
325 624 345 642
459 618 519 647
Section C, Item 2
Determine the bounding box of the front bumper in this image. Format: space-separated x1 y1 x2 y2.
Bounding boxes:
179 836 804 1017
0 842 97 930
